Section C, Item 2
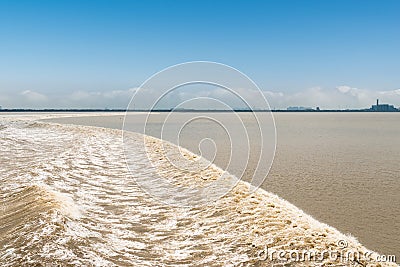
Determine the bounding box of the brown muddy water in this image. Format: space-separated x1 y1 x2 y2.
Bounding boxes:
44 112 400 258
0 112 398 266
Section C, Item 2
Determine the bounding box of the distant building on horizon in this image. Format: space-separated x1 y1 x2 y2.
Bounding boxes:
370 99 398 112
287 106 314 111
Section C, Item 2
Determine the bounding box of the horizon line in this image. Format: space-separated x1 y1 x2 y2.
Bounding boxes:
1 108 399 113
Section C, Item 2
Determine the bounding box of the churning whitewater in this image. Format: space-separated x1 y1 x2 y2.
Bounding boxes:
0 117 396 266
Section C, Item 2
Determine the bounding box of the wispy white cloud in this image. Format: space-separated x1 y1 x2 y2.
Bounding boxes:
263 86 400 109
379 89 400 96
20 90 48 102
0 86 399 109
0 88 137 109
62 88 138 108
129 85 400 110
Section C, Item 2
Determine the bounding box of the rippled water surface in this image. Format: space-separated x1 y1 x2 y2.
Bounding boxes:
46 112 400 258
0 113 398 266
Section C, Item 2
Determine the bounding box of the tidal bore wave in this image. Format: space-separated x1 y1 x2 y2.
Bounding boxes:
0 117 396 266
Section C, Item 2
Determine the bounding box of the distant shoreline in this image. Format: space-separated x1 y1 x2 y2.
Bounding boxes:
0 109 399 113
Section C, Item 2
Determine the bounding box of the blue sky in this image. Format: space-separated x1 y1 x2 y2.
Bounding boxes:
0 0 399 109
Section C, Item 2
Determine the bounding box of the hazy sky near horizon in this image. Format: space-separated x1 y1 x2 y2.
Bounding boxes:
0 0 399 109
